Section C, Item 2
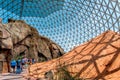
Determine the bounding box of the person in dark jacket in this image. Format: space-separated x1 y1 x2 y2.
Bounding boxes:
32 58 35 64
16 59 22 74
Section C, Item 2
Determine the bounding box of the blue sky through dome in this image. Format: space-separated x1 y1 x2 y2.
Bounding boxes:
0 0 120 52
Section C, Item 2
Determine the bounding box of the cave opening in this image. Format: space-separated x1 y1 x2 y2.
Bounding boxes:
38 52 47 62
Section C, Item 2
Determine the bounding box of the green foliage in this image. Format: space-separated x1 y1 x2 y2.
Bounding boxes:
54 66 85 80
14 55 23 60
55 67 73 80
12 53 23 60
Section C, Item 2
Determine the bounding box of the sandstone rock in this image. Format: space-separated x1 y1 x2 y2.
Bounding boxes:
0 19 64 73
6 19 64 61
0 23 13 49
28 30 120 80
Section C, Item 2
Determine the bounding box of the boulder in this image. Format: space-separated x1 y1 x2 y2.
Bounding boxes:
0 23 13 49
0 19 64 73
28 30 120 80
0 19 64 62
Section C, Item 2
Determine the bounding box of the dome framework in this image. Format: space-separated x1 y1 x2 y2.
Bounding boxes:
0 0 120 52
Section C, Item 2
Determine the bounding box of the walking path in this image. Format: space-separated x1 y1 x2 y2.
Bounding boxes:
0 69 27 80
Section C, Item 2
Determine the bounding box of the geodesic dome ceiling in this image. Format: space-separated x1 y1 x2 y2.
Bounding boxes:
0 0 120 52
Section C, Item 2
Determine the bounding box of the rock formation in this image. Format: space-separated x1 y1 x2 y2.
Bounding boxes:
0 19 64 73
28 30 120 80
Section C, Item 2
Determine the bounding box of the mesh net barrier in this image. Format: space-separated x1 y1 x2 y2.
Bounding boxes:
0 0 120 52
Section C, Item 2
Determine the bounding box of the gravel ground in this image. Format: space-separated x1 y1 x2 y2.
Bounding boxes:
0 69 27 80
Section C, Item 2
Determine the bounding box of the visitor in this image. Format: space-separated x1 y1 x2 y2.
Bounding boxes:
21 58 25 69
28 58 32 65
10 59 17 73
30 58 32 65
23 57 28 68
32 58 35 64
16 59 22 74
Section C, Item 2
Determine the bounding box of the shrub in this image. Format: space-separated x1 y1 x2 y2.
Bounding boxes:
54 66 85 80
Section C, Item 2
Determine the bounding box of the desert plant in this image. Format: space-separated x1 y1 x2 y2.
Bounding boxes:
54 66 84 80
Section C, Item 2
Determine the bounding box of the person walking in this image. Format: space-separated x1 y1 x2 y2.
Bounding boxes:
21 58 25 69
32 58 35 64
16 59 22 74
10 59 17 73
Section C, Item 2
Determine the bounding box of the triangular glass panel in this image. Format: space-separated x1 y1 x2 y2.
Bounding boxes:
111 2 116 8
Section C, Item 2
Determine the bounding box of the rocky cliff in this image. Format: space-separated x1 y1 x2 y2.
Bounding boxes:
28 30 120 80
0 19 64 62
